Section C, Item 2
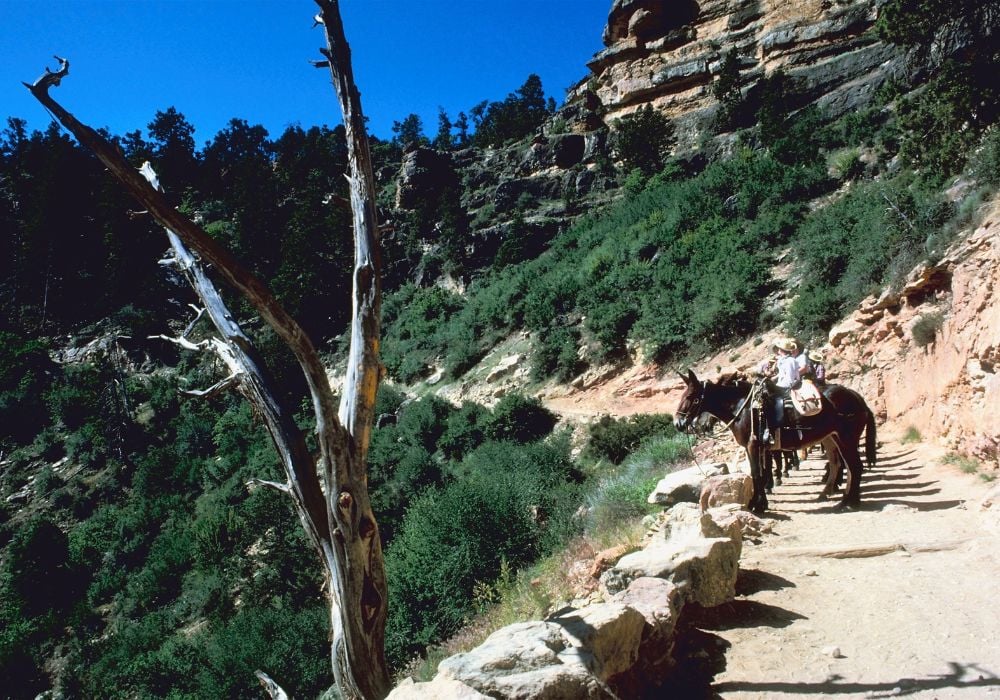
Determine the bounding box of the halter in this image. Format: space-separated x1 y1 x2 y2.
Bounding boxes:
675 380 707 425
678 377 765 437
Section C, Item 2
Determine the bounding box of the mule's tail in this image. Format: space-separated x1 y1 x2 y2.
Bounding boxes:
864 408 877 469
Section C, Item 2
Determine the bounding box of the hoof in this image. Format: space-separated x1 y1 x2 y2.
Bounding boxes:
833 500 858 512
816 492 828 501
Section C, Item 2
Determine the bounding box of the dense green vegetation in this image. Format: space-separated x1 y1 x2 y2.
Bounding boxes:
4 4 1000 695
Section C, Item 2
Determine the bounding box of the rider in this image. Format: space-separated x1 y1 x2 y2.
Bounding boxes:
760 337 801 445
807 349 827 385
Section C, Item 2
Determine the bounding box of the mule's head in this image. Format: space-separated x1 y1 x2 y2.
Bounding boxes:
673 368 705 433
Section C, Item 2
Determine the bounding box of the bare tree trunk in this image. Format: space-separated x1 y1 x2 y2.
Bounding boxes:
26 11 391 694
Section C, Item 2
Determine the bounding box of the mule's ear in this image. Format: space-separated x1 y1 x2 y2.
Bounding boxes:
676 370 689 384
686 368 698 385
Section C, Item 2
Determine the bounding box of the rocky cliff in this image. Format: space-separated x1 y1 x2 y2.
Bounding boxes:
828 196 1000 468
572 0 903 150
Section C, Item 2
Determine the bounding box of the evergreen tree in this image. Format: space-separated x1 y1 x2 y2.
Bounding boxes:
434 107 454 150
391 113 428 148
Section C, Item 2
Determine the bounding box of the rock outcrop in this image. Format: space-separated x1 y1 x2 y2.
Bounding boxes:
824 197 1000 469
389 469 748 698
572 0 904 150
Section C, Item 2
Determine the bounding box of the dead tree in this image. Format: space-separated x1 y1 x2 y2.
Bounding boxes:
26 1 390 697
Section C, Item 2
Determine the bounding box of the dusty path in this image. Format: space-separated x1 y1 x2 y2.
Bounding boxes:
668 431 1000 699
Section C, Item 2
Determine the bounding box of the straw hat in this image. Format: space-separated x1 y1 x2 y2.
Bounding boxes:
808 349 824 363
773 337 798 353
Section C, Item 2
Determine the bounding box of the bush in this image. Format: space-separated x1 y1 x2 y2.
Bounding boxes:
0 332 53 445
969 127 1000 186
584 434 692 534
532 325 584 382
384 438 581 667
586 414 676 464
912 311 945 347
611 105 676 176
486 394 558 444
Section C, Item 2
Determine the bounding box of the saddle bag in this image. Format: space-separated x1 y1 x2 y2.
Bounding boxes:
790 379 823 417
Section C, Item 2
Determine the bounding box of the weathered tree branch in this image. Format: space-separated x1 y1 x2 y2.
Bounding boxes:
247 478 293 496
27 4 390 692
180 374 239 399
255 670 291 700
27 56 69 90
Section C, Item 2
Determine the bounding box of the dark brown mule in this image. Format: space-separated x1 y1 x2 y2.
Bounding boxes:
673 369 876 514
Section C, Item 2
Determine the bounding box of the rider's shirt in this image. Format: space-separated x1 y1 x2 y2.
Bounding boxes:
775 355 800 388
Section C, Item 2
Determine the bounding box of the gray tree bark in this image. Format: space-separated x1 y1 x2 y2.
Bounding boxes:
26 3 390 695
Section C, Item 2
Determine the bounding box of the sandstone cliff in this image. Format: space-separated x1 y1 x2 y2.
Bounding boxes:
573 0 903 150
828 196 1000 468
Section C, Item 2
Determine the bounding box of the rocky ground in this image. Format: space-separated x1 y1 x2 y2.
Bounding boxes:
657 427 1000 699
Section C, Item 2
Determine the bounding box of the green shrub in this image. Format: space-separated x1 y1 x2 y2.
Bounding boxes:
829 148 864 180
897 59 1000 180
586 414 676 465
912 311 945 347
0 332 54 445
384 438 581 667
969 127 1000 186
438 401 490 461
611 105 676 176
486 394 557 444
584 434 692 535
532 325 584 382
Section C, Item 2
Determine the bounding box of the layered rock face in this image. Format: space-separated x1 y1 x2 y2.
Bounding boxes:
573 0 902 148
827 197 1000 468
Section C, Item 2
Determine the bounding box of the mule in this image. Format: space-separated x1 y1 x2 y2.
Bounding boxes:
673 369 876 514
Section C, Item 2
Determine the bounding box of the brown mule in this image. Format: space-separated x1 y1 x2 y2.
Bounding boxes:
673 369 876 514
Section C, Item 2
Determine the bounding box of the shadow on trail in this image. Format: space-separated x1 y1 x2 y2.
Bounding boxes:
713 660 1000 697
683 599 807 631
735 568 795 596
664 622 999 699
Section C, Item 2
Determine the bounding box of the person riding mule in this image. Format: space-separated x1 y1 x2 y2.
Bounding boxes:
673 368 876 514
760 337 802 446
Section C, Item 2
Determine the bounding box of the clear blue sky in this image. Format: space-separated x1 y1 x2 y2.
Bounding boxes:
3 0 610 145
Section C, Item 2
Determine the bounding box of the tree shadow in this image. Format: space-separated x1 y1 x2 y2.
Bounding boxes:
713 661 1000 696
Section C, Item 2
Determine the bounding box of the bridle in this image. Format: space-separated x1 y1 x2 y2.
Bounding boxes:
675 380 707 427
677 377 765 437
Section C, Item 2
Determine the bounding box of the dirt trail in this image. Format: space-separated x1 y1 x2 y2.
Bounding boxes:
668 429 1000 699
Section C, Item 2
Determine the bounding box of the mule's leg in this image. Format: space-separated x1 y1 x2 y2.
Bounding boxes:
747 441 768 514
773 451 782 488
818 438 839 500
786 450 798 475
832 436 864 510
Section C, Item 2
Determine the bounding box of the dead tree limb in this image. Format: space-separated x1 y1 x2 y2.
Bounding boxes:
26 4 391 692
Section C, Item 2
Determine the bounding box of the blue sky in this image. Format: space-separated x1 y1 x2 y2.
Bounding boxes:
3 0 610 145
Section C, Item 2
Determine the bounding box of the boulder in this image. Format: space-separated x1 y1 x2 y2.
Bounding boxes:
386 677 491 699
648 463 727 505
549 604 647 680
601 536 740 607
437 620 617 699
704 503 773 540
699 473 753 510
612 577 683 637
